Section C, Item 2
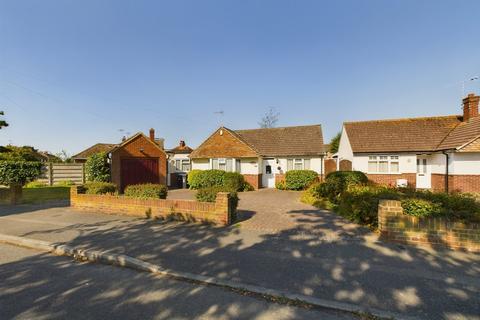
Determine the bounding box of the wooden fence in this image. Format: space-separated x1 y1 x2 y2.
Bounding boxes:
37 163 85 185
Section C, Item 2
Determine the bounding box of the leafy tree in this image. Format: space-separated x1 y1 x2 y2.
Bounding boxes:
258 107 280 128
85 152 111 182
329 132 341 154
0 161 43 186
0 111 8 129
0 145 42 162
55 149 73 163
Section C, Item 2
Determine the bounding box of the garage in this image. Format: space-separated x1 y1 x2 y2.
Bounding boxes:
120 158 159 191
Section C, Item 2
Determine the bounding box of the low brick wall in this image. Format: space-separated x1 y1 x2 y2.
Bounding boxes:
367 173 416 188
378 199 480 252
70 186 234 226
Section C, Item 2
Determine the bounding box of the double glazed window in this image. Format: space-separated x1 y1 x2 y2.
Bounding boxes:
175 159 190 172
368 155 399 173
211 158 238 172
287 158 311 171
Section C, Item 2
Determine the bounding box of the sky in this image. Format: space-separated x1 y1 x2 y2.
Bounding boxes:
0 0 479 155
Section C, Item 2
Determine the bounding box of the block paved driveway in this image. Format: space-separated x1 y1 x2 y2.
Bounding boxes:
0 190 479 319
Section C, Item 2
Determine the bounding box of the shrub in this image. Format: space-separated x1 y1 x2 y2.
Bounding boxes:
223 172 245 191
242 182 254 191
401 198 443 217
85 152 110 182
25 181 47 188
0 161 43 186
54 180 75 187
300 182 332 209
188 169 226 189
285 170 319 190
275 180 287 190
83 181 117 195
322 171 369 203
124 183 168 199
196 186 239 210
187 170 202 189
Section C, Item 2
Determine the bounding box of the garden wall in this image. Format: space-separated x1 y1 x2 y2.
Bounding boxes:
70 186 234 226
378 200 480 252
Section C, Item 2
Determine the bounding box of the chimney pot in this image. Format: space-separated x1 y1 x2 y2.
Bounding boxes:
463 93 480 122
179 140 185 147
149 128 155 141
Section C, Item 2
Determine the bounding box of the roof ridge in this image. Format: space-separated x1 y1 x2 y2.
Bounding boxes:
235 124 322 132
344 115 461 125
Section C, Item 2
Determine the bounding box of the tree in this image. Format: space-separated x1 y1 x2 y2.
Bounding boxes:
85 152 111 182
0 145 42 162
0 111 8 129
258 107 280 128
55 150 73 163
0 161 43 204
329 132 341 154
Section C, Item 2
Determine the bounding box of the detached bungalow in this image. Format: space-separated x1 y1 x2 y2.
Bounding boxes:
189 125 325 189
337 93 480 192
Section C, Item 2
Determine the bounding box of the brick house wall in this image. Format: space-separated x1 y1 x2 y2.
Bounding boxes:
244 174 262 190
111 134 167 191
378 199 480 252
367 173 416 188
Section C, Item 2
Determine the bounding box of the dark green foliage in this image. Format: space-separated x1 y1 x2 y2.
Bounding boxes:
124 183 168 199
329 132 341 154
0 111 8 129
83 181 117 195
322 171 369 202
0 161 43 186
284 170 319 190
242 182 254 191
0 145 42 162
85 152 110 182
223 172 245 191
401 198 442 217
196 186 239 210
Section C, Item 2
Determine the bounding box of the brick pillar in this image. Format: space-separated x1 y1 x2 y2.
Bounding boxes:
10 184 22 205
70 185 80 207
215 192 232 226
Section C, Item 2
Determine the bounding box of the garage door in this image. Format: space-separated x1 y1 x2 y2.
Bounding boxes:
121 158 159 190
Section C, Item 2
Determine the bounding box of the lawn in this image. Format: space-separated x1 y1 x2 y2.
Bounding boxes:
0 186 70 204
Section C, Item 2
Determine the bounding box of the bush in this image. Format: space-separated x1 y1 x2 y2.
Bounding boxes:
188 169 226 189
401 198 442 217
85 152 110 182
0 161 43 186
196 186 239 210
223 172 245 191
300 182 332 209
124 183 168 199
322 171 369 203
25 181 47 188
242 182 254 191
54 180 75 187
83 181 117 195
285 170 319 190
187 170 202 189
275 180 287 190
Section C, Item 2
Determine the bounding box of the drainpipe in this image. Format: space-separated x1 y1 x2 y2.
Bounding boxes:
443 151 449 193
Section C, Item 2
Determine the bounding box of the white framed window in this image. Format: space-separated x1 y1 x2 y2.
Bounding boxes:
294 158 303 170
286 158 311 171
211 158 235 172
235 159 241 173
368 155 400 174
181 159 190 172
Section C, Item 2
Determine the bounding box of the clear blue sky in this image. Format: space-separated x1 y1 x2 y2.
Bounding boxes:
1 0 479 155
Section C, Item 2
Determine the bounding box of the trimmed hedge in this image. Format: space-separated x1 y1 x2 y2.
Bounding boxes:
196 186 239 210
124 183 168 199
0 161 43 186
188 170 247 192
83 182 117 195
284 170 318 190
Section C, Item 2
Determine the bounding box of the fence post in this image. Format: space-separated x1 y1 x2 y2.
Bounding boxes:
82 163 86 184
48 162 54 186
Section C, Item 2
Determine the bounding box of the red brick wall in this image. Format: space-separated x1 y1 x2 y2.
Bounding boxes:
378 200 480 252
243 174 262 189
432 174 480 193
70 186 234 226
111 135 167 190
367 173 416 188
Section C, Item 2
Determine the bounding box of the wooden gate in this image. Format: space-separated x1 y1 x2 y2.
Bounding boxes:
121 158 159 191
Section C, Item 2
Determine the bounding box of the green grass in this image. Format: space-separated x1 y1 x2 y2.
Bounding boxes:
0 186 70 204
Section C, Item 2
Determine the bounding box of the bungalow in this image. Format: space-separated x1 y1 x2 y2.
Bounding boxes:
337 93 480 193
166 140 194 188
189 125 325 189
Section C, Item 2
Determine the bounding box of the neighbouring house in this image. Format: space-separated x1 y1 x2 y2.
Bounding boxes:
337 93 480 193
189 125 325 189
166 140 194 189
72 129 167 191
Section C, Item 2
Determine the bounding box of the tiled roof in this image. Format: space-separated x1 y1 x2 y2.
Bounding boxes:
437 116 480 150
235 125 325 156
72 143 117 159
167 145 194 154
344 115 462 153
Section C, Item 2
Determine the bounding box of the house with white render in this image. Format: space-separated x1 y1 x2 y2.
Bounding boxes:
337 93 480 193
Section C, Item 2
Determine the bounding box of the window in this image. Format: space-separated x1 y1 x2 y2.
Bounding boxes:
235 159 241 173
368 155 400 173
287 159 293 171
218 158 226 171
286 158 312 171
181 159 190 172
211 158 235 172
294 159 303 170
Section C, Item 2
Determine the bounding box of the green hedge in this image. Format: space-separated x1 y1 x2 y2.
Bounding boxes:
0 161 43 186
85 152 110 182
401 198 442 217
83 182 117 195
284 170 319 190
124 183 168 199
320 171 369 202
188 170 247 192
196 186 239 210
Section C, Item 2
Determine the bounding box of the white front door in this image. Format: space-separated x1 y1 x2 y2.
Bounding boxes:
416 156 431 189
262 158 276 188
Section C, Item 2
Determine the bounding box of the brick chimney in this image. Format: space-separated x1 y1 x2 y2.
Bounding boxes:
179 140 186 148
149 128 155 141
463 93 479 122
